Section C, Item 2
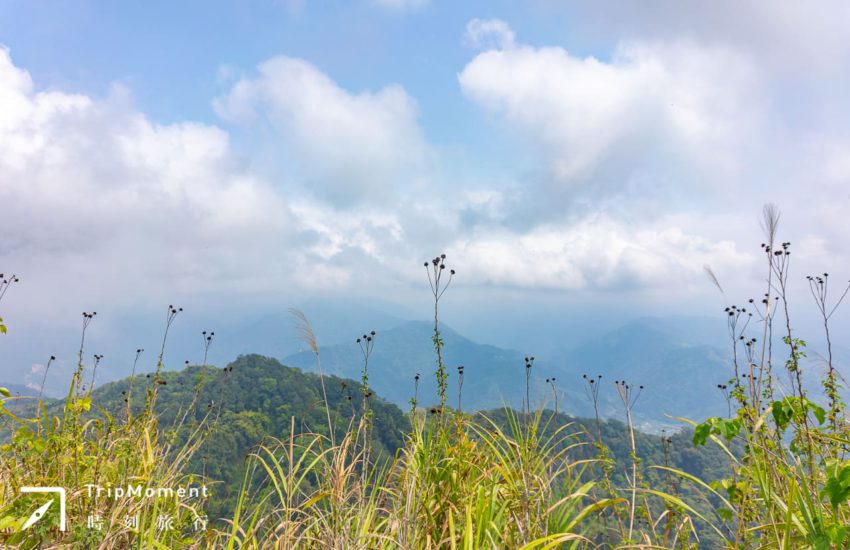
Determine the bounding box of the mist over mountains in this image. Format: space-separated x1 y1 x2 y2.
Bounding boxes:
281 315 734 429
4 297 847 430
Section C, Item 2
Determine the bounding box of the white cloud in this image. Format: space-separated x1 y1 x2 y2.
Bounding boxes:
452 215 749 291
459 32 763 190
215 56 428 205
454 21 850 300
0 48 443 341
463 18 516 51
0 48 301 320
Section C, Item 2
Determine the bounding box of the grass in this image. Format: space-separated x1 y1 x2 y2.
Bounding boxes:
0 314 212 548
2 207 850 548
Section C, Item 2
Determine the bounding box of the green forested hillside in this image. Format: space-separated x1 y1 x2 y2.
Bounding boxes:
89 354 410 517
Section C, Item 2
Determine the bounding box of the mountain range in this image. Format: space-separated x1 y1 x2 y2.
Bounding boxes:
281 316 738 429
5 301 847 429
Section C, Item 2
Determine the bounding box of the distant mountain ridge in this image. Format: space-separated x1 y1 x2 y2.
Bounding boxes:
283 317 737 428
284 320 571 413
14 306 841 429
564 317 732 428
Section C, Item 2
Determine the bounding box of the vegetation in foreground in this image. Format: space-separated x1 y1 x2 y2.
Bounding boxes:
1 205 850 548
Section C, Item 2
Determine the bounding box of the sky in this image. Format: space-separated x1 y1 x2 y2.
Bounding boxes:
1 1 849 385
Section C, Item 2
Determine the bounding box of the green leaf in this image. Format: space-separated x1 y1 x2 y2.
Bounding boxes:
821 463 850 508
813 534 831 550
809 402 826 425
772 400 792 430
720 418 742 440
694 417 742 445
827 525 848 545
693 422 711 446
0 515 18 530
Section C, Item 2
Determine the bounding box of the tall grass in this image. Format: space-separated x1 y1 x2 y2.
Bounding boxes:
220 407 621 549
1 309 212 548
685 206 850 549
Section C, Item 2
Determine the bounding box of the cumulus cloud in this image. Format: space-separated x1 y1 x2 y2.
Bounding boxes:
214 56 428 205
454 19 850 303
0 48 302 321
459 31 763 190
0 47 442 343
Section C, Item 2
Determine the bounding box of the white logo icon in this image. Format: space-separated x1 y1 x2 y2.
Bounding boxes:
20 487 66 532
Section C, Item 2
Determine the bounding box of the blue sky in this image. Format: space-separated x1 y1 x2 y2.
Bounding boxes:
2 1 850 383
0 1 590 185
0 2 563 132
